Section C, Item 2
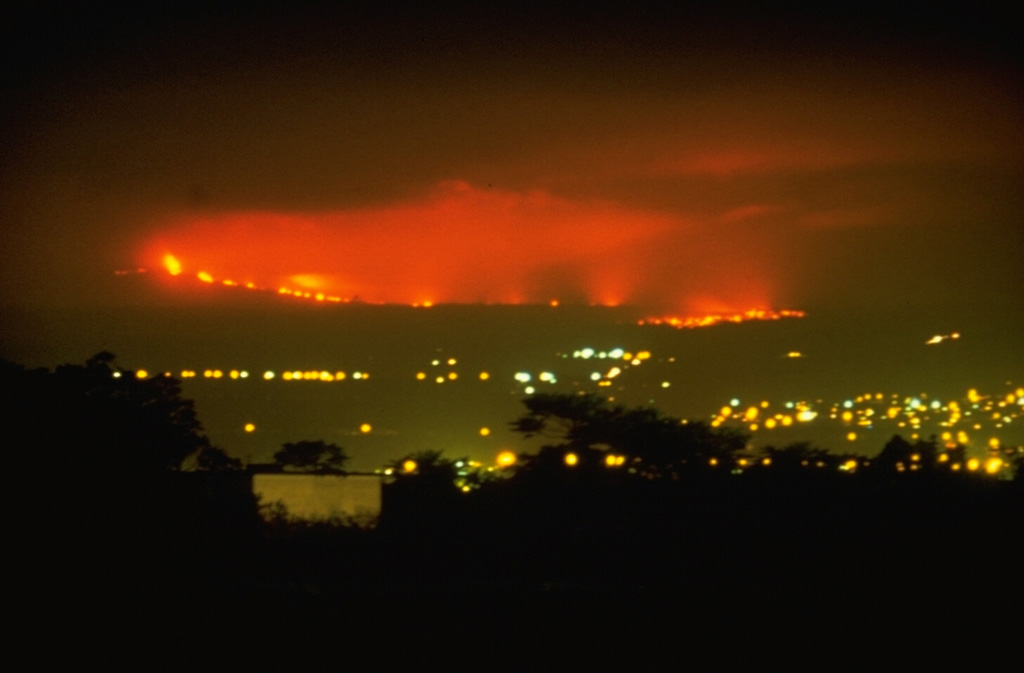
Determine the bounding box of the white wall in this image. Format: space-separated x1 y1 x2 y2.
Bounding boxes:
253 473 381 526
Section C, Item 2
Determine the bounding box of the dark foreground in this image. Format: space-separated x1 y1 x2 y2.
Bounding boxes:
14 469 1021 663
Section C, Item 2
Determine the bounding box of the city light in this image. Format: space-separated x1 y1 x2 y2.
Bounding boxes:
496 451 517 468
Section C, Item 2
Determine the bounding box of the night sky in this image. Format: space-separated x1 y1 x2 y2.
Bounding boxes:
2 3 1021 468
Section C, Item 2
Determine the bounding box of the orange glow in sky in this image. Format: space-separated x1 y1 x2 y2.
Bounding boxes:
144 181 782 313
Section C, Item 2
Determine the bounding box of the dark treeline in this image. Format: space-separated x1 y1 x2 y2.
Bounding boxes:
4 354 1021 649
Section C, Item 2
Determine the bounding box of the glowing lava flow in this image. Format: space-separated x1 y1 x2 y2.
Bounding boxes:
163 254 182 276
638 309 806 328
145 257 806 322
141 252 807 324
156 255 358 303
139 181 790 312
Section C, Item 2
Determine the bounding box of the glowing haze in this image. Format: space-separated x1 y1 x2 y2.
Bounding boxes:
145 180 778 313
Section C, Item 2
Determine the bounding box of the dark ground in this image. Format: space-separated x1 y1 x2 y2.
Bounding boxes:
16 468 1019 664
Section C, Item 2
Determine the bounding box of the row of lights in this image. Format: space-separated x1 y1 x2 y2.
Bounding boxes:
128 369 374 381
242 421 374 435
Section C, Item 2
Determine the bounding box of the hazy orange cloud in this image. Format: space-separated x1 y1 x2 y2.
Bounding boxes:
718 204 782 223
797 207 898 230
143 181 782 312
653 142 894 179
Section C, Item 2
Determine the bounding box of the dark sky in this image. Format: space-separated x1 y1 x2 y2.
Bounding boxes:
2 3 1021 314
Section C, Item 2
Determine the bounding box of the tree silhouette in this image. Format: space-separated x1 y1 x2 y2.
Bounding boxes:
195 445 242 470
274 440 349 473
762 441 838 471
2 351 220 474
3 353 260 607
874 434 914 470
381 450 464 531
874 434 940 473
387 450 466 488
511 392 746 477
